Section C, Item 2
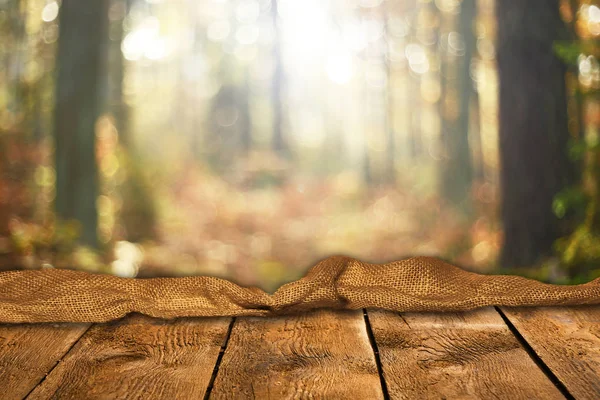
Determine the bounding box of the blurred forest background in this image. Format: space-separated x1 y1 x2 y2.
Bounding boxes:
1 0 599 291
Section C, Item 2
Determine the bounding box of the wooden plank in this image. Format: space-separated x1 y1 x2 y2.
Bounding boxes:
367 307 564 399
500 305 600 400
209 309 384 399
27 314 231 399
0 323 89 400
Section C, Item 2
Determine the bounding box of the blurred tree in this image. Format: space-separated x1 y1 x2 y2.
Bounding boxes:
204 0 253 175
1 0 41 142
362 83 373 185
54 0 109 246
407 0 422 160
271 0 288 159
359 9 372 186
383 1 396 184
107 0 132 145
180 11 205 160
562 0 584 173
496 0 575 267
207 64 252 173
469 73 484 182
439 0 475 210
6 0 26 115
109 0 158 242
240 70 252 155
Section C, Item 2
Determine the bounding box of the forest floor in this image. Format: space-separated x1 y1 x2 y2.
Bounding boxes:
0 149 503 292
136 166 502 292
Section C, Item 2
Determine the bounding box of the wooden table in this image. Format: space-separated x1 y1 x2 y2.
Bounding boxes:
1 306 599 399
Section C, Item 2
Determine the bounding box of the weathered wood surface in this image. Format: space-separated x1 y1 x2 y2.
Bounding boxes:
501 306 600 400
27 314 231 399
0 307 599 399
0 323 89 400
367 307 564 399
209 309 384 399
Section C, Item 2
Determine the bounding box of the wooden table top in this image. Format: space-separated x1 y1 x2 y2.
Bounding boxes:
1 306 599 399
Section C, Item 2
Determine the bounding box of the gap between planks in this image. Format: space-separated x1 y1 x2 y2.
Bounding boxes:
25 314 233 399
494 306 575 400
22 324 93 399
365 307 565 399
12 306 598 399
206 309 385 399
363 308 391 400
0 323 91 400
499 305 600 400
203 317 236 400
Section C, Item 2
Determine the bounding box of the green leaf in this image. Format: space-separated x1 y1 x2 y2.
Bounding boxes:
554 41 582 65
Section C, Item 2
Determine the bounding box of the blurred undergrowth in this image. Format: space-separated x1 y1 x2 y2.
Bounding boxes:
551 1 600 283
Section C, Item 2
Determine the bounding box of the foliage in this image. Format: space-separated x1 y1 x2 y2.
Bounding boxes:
552 1 600 279
8 217 109 272
554 40 600 65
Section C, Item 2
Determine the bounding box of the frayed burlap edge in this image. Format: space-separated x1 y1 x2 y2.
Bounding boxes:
1 256 599 323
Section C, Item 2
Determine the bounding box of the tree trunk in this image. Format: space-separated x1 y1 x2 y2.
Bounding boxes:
383 2 395 184
407 3 421 161
54 0 109 247
271 0 287 158
239 70 252 155
108 0 131 145
496 0 574 267
470 90 484 182
440 0 475 209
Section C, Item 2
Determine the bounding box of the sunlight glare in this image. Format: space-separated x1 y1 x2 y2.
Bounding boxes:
589 5 600 24
236 24 260 45
122 16 171 61
326 53 355 85
279 0 329 66
359 0 383 8
405 43 429 74
207 20 231 42
41 1 59 22
342 22 368 52
236 0 261 23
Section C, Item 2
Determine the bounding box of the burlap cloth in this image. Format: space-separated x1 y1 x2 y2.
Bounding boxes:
1 256 599 323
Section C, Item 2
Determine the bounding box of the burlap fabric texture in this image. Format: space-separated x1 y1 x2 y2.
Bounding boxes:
1 256 599 323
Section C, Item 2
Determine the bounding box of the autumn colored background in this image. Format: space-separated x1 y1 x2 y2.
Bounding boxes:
0 0 598 292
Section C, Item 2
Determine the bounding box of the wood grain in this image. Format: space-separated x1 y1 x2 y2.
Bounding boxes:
0 322 89 400
27 314 231 399
501 305 600 399
367 307 564 399
209 309 384 399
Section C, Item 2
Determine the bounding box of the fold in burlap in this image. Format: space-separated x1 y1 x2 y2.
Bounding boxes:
1 256 599 323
